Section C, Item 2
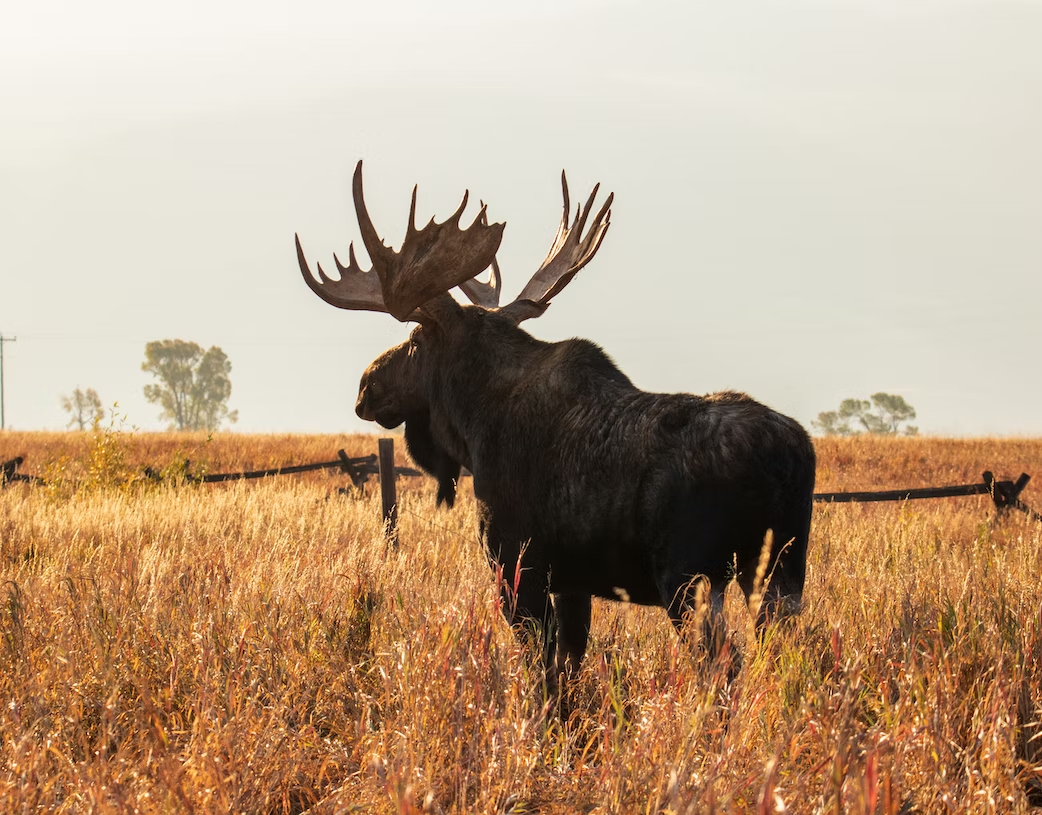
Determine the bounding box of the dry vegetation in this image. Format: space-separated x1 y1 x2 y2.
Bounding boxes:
2 429 1042 813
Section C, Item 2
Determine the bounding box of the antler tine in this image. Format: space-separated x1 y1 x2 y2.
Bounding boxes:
458 201 503 308
296 233 388 313
298 161 506 321
333 242 358 278
351 161 396 276
510 171 613 309
449 189 471 227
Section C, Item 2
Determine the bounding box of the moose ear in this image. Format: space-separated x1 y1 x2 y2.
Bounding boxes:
415 293 464 329
495 299 549 325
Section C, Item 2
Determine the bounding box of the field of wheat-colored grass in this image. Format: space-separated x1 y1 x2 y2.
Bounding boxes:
2 429 1042 813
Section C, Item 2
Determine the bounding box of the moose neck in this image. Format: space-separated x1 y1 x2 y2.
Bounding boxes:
421 318 549 476
417 312 636 483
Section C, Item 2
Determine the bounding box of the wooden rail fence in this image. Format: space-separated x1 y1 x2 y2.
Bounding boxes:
4 443 1041 543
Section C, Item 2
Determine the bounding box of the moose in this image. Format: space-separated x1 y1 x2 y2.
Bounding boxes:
296 162 816 682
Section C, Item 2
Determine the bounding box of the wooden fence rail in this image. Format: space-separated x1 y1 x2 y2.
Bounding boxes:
4 445 1041 540
814 471 1040 522
147 451 380 488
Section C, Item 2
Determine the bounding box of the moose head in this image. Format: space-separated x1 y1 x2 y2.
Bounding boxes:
296 161 613 507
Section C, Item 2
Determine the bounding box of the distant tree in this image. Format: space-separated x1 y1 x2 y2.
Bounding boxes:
61 387 104 430
812 406 855 437
867 393 918 435
142 340 238 431
813 392 918 436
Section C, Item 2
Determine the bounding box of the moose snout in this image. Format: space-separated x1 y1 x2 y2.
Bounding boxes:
355 385 374 421
356 377 390 422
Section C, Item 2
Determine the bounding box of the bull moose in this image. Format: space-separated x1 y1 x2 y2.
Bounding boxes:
295 162 815 681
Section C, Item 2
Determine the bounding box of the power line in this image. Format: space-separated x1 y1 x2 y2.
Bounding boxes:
0 333 16 431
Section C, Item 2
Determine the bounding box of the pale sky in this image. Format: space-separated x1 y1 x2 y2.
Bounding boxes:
2 1 1040 436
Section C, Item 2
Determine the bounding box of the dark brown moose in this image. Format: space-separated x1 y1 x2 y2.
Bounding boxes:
296 161 816 682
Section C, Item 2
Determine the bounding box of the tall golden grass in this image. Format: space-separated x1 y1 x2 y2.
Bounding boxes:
2 429 1042 813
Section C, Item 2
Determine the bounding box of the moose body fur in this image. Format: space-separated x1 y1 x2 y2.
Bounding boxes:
357 304 816 676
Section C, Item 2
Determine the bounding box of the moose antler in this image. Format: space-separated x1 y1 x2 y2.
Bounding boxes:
459 173 614 322
508 171 613 311
297 161 505 321
457 204 503 309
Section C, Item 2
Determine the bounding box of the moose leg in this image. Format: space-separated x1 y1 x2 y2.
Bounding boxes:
760 554 805 623
764 503 812 626
737 513 811 634
484 518 566 691
500 573 551 645
552 592 592 681
660 574 728 659
656 491 737 660
496 555 559 683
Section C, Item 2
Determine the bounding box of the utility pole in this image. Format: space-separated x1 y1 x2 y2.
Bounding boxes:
0 333 15 431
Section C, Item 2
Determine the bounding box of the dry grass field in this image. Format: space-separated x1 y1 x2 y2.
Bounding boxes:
2 428 1042 813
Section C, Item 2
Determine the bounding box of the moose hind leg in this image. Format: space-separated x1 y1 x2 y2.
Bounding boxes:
738 516 811 633
745 539 806 632
744 453 815 631
660 574 728 659
656 489 740 660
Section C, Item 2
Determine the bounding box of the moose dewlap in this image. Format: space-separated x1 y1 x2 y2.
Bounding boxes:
296 161 815 683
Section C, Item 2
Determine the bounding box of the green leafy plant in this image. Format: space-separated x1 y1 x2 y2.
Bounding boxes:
42 405 138 495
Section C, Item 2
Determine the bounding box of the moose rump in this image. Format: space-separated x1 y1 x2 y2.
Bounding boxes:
296 161 815 682
497 391 815 611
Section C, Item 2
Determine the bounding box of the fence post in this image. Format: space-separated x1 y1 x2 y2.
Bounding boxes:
378 438 399 546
